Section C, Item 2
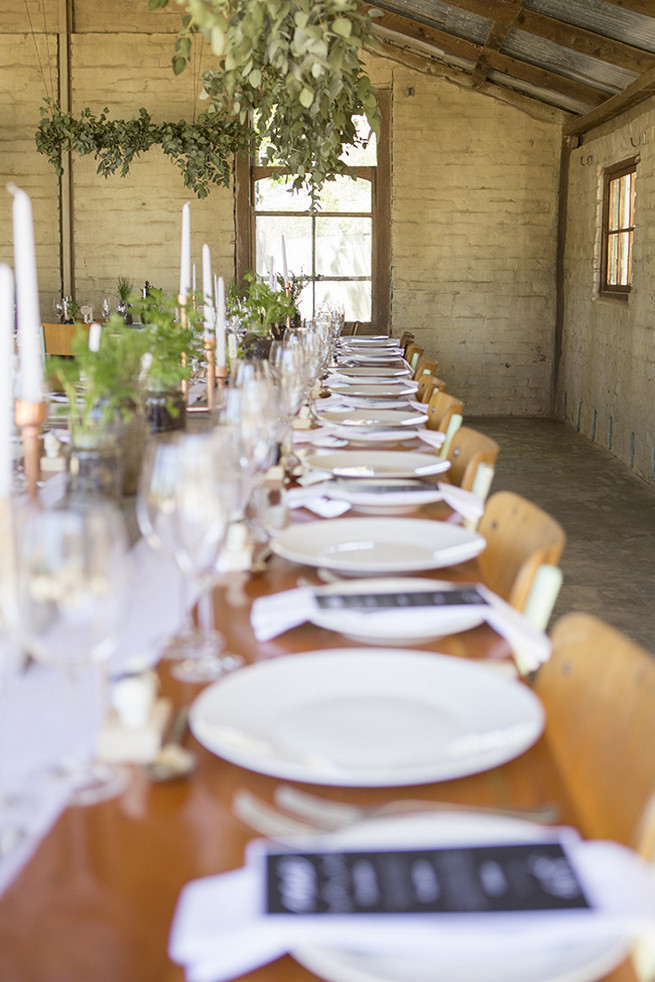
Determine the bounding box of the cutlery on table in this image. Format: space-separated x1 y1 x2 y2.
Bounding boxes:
232 787 560 838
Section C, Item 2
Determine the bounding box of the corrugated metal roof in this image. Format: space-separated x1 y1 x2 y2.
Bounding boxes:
368 0 655 126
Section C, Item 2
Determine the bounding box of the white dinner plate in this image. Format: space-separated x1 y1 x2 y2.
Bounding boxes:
329 382 418 400
339 353 406 365
292 812 631 982
310 577 486 643
334 366 411 378
270 517 485 574
319 408 427 428
189 649 544 786
304 450 450 479
327 427 421 445
340 335 398 345
322 478 444 515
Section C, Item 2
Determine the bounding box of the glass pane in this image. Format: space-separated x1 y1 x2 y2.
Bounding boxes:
341 115 377 166
316 216 371 277
618 230 631 285
608 178 620 231
619 173 633 229
255 215 313 281
255 178 313 212
315 280 371 322
318 176 371 213
607 233 619 285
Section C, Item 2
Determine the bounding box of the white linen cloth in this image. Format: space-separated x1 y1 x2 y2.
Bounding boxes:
250 583 550 671
169 831 655 982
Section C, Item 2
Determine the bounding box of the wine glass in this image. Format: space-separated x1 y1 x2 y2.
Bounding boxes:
7 500 132 807
136 429 245 684
101 297 111 321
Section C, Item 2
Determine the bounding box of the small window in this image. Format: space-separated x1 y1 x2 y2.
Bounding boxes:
601 159 637 296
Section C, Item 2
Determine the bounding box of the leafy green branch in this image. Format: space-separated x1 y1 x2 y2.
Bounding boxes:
35 98 252 198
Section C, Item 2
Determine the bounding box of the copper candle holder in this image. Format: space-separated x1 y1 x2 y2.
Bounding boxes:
15 398 46 502
204 337 216 410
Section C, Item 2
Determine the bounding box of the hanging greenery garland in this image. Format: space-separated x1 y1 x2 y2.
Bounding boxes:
35 100 252 198
35 0 381 198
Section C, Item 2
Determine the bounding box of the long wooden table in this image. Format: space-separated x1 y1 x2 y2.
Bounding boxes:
0 498 639 982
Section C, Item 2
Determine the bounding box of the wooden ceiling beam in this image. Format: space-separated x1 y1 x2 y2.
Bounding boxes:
472 0 524 88
367 9 607 108
599 0 655 16
564 63 655 136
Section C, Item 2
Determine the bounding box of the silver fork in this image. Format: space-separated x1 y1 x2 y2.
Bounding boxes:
233 787 560 839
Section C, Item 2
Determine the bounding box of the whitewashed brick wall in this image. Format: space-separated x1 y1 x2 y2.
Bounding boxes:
559 99 655 482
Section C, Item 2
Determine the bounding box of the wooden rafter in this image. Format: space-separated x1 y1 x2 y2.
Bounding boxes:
564 62 655 136
367 8 607 107
472 0 525 89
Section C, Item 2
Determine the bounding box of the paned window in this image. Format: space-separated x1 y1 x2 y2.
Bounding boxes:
236 92 390 331
601 159 636 295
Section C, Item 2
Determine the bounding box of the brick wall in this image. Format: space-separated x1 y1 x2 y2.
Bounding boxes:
1 4 563 417
558 99 655 482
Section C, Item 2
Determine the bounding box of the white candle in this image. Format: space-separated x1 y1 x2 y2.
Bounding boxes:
202 244 214 339
179 202 191 299
215 276 226 368
0 264 14 498
192 263 197 295
269 256 275 291
8 184 44 402
88 322 102 352
281 235 288 284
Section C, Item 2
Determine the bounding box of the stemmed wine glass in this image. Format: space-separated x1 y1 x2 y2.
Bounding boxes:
136 429 245 684
6 500 132 807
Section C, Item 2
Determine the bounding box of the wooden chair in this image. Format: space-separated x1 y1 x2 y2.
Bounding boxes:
416 373 446 403
404 342 423 371
41 321 90 356
477 490 565 619
412 353 437 380
398 331 414 351
444 425 499 498
536 613 655 981
536 612 655 854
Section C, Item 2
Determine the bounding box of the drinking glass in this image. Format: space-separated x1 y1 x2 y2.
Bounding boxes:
136 429 245 683
101 297 111 321
8 500 132 806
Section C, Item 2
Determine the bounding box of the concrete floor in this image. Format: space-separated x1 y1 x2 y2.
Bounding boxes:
467 417 655 652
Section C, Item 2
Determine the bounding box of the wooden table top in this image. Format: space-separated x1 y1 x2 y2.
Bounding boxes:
0 499 638 982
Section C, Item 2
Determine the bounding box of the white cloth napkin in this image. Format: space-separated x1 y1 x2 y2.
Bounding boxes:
169 832 655 982
437 483 485 523
287 486 351 518
416 430 446 449
250 583 550 671
292 427 347 448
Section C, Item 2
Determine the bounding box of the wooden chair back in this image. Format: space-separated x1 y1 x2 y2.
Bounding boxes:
42 322 89 356
412 354 437 380
416 373 446 403
425 389 464 433
477 490 565 611
446 426 499 493
404 342 422 370
399 331 414 351
536 612 655 855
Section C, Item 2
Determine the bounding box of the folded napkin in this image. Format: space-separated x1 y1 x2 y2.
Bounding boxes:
250 583 550 671
292 427 348 449
287 486 351 518
169 830 655 982
416 430 446 449
437 482 485 523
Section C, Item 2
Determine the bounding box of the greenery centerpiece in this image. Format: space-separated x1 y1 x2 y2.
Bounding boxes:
228 270 302 357
35 0 381 198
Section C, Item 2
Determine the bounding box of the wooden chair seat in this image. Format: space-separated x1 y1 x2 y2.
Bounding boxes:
537 612 655 853
416 373 446 403
425 389 464 433
42 321 90 356
477 490 565 613
444 425 499 497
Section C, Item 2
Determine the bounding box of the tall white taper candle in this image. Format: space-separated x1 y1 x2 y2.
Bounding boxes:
179 202 191 299
202 244 214 339
215 276 226 368
8 184 44 402
0 264 14 498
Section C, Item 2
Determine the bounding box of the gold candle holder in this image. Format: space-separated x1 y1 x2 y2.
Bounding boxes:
178 293 189 402
15 398 46 502
204 337 216 411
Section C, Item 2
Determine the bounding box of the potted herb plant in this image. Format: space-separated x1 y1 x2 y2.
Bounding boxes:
116 276 134 324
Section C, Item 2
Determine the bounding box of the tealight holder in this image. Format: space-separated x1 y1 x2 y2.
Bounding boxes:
15 398 46 502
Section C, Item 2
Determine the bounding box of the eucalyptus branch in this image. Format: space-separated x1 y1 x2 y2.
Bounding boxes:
35 98 252 198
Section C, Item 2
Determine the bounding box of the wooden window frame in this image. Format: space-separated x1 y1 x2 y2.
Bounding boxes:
235 89 390 331
600 157 637 298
